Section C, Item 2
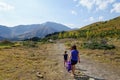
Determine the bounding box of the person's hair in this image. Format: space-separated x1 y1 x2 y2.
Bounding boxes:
65 51 67 53
71 45 77 50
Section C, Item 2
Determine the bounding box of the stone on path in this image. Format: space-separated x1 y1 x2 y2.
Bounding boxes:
89 78 95 80
36 72 44 78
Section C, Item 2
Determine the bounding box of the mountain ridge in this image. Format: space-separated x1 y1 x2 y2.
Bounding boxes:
44 16 120 39
0 22 71 40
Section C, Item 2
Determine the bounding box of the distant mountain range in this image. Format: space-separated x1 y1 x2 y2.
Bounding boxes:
0 22 71 40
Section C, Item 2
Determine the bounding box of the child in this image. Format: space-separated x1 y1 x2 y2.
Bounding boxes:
63 51 68 67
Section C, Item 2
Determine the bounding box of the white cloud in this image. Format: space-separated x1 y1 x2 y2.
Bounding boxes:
85 16 105 23
84 16 95 22
111 3 120 13
73 0 78 2
64 23 76 28
71 10 78 15
77 0 115 11
98 16 104 21
0 2 15 11
89 16 94 21
79 0 94 10
95 0 115 11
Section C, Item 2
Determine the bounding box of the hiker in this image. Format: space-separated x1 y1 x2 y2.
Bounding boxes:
63 51 68 67
69 45 80 76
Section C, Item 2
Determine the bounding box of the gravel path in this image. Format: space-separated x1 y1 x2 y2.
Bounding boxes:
54 43 74 80
76 56 120 80
54 43 120 80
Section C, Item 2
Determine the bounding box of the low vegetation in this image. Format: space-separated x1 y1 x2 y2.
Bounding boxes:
82 39 115 50
43 16 120 40
0 42 63 80
0 40 21 49
64 38 120 66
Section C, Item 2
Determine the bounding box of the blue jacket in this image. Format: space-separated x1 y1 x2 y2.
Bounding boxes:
71 50 79 61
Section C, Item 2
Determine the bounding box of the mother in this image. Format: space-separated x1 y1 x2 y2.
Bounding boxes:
69 45 80 76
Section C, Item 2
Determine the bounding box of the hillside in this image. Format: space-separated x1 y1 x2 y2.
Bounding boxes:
79 16 120 38
0 25 12 38
0 36 5 40
18 26 57 39
0 22 71 40
16 22 70 39
44 16 120 39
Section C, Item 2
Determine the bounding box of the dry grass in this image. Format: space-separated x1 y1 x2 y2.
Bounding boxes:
79 39 120 67
64 39 120 67
1 39 120 80
0 43 62 80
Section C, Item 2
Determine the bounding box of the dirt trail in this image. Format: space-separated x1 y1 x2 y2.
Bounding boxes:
53 43 74 80
53 43 120 80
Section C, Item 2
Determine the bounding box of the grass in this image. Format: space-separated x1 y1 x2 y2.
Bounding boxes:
0 39 120 79
0 41 22 49
0 42 62 80
64 38 120 66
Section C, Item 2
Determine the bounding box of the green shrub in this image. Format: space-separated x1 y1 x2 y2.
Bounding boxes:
0 40 15 49
22 41 38 47
83 41 115 50
0 40 14 46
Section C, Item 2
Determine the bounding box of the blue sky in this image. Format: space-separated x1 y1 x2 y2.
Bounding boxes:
0 0 120 28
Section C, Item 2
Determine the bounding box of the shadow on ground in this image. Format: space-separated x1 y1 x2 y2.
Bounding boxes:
74 68 105 80
74 74 105 80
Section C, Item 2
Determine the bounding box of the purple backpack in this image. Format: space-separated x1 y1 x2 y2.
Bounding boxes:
66 61 71 72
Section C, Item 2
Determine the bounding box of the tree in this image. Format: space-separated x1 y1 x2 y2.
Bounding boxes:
58 32 63 39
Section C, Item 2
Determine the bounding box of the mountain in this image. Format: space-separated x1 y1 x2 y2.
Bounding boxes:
78 16 120 38
81 16 120 30
0 25 12 38
17 26 57 39
0 36 5 40
0 22 71 40
44 16 120 39
13 22 70 40
11 24 40 36
41 22 71 31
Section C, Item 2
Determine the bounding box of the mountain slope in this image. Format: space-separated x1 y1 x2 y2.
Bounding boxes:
17 26 58 39
0 22 71 40
81 16 120 30
41 22 70 31
11 24 41 36
78 16 120 38
0 25 12 38
44 16 120 39
0 36 5 40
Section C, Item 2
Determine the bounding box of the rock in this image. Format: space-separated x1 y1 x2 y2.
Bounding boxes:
31 70 35 73
36 72 44 78
89 78 95 80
